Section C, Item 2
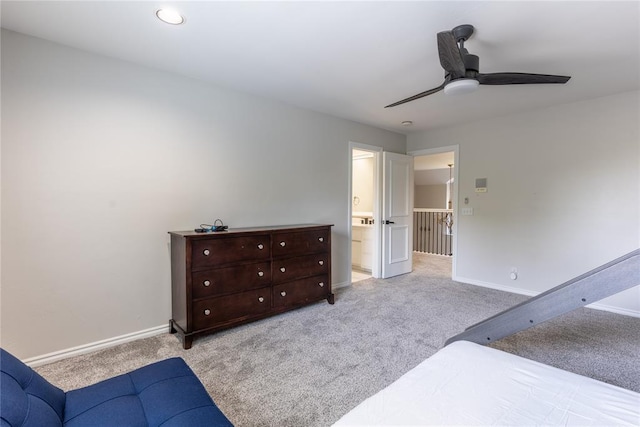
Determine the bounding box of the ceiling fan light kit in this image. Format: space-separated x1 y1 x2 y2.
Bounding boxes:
385 24 571 108
444 79 479 96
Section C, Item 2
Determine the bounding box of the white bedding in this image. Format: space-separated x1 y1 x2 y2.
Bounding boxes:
333 341 640 426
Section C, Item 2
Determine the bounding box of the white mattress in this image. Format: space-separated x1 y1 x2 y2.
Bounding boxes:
333 341 640 426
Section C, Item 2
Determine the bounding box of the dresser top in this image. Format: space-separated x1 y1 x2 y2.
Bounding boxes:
169 223 333 238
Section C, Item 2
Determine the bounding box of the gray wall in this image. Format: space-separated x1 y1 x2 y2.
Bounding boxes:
415 184 446 209
1 30 406 359
408 90 640 315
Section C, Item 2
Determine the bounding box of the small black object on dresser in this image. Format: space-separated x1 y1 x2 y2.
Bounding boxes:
169 224 334 349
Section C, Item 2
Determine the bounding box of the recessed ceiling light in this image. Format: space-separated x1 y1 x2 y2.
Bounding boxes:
401 121 413 126
156 9 184 25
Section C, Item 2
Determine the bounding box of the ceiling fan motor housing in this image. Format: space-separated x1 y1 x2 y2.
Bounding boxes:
452 24 475 43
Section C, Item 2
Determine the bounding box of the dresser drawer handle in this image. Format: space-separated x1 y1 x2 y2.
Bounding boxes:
280 241 286 247
258 271 264 277
204 309 211 316
319 282 324 287
280 291 287 297
318 237 324 242
280 267 286 273
258 297 264 303
257 243 264 250
203 249 210 256
203 280 211 287
318 260 324 266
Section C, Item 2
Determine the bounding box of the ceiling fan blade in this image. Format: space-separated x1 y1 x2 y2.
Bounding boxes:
384 83 445 108
476 72 571 85
437 31 466 79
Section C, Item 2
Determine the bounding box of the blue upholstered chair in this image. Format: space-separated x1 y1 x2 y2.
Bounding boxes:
0 348 233 426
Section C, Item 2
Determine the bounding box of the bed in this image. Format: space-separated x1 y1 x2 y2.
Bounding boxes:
333 341 640 426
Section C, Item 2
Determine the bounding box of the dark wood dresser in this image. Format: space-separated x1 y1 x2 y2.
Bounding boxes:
169 224 334 349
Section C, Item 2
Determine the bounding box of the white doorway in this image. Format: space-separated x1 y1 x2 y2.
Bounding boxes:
348 143 415 283
410 145 459 278
349 144 381 282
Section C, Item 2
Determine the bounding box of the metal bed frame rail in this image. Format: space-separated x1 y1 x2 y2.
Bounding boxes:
445 248 640 346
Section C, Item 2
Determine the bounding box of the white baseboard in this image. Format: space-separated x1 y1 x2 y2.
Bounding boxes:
454 275 538 297
333 280 350 290
23 324 169 367
454 275 640 318
585 302 640 318
21 276 638 367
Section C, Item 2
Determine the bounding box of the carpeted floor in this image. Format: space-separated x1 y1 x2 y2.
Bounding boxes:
35 253 640 426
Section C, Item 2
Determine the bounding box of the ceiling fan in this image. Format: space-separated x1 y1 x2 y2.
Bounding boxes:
385 24 571 108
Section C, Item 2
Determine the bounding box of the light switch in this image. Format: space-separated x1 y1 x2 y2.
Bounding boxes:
461 207 474 216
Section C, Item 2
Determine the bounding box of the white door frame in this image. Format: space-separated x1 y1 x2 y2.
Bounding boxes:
348 141 383 278
408 145 459 279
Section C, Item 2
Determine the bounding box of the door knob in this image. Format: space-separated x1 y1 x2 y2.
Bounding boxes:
384 220 395 224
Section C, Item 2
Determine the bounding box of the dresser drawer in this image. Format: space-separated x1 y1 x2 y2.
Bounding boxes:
192 262 271 299
192 235 270 268
193 289 271 330
272 229 329 258
273 275 330 308
273 253 329 284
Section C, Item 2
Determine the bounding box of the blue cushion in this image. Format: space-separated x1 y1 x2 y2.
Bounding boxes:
63 375 146 426
1 349 233 427
64 357 233 427
1 349 65 427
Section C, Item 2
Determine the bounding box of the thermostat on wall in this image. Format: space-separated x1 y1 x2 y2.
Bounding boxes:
475 178 487 193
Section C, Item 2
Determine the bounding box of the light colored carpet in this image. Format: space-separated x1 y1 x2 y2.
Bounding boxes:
35 253 640 426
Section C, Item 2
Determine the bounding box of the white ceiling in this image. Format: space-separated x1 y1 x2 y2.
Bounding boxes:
2 1 639 134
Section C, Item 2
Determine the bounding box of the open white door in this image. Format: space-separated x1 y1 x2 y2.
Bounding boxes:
381 152 414 278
